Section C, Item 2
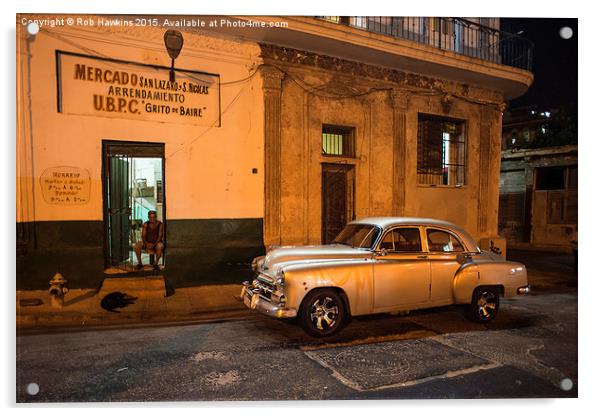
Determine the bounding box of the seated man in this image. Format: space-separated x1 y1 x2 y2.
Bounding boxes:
134 210 164 271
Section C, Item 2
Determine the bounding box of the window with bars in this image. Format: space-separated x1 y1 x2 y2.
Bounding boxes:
417 114 466 186
322 125 355 157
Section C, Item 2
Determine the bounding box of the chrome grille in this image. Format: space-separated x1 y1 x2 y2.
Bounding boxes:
252 278 276 300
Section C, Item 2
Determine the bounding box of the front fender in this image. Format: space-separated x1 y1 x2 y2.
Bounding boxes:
282 260 373 316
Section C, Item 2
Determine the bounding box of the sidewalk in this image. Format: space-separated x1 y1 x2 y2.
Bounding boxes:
17 281 253 333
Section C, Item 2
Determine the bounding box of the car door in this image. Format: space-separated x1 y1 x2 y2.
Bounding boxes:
426 227 466 303
372 226 431 311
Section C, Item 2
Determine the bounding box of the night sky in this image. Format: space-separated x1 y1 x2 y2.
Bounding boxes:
501 18 577 112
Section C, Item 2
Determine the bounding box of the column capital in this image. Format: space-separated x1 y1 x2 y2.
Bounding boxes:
481 102 505 120
260 65 285 91
390 89 410 111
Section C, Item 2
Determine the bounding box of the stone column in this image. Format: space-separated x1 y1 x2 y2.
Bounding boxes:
487 104 504 235
261 66 285 247
478 103 505 255
390 89 409 216
477 106 492 235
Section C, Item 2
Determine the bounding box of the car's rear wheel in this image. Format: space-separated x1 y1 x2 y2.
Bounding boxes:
299 289 347 337
469 286 500 323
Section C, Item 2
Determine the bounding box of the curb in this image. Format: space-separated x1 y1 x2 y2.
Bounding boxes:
17 305 255 334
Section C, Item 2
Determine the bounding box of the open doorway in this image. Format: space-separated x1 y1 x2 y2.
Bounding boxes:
102 141 165 274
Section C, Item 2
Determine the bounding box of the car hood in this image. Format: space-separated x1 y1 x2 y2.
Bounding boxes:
262 244 371 272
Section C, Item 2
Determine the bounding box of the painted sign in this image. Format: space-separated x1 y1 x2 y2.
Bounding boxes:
56 51 220 126
40 166 91 205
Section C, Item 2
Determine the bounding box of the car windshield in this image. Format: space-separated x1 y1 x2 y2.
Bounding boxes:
333 224 381 249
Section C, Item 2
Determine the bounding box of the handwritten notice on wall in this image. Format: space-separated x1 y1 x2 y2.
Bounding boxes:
40 166 91 205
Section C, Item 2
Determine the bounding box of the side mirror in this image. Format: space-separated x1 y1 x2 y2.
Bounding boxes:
376 248 388 257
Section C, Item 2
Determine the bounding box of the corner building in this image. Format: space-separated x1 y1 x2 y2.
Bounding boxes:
16 16 533 289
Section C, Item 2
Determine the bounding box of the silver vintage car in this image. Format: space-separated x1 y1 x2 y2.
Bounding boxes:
240 217 530 337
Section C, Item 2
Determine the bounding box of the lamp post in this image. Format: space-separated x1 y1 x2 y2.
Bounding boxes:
163 30 184 83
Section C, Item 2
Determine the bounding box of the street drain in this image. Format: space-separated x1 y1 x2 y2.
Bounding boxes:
304 338 497 391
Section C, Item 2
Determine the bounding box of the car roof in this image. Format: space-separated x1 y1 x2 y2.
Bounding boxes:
350 217 481 252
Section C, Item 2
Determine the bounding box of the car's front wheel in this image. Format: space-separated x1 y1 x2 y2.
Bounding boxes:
469 286 500 323
299 289 347 337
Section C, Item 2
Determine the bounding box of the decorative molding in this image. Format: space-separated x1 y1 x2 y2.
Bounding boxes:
441 94 454 114
477 117 491 234
259 43 505 107
390 88 410 111
261 65 284 246
477 105 501 235
391 89 408 216
260 65 285 91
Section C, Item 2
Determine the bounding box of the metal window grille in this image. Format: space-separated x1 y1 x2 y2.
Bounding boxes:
417 114 466 186
322 125 355 157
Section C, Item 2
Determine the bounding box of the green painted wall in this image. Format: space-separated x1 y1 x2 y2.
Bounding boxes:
16 219 264 290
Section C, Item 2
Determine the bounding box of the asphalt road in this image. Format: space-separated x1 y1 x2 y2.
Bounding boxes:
16 288 577 401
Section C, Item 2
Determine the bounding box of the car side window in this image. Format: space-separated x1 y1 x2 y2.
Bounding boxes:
426 229 465 252
380 228 422 252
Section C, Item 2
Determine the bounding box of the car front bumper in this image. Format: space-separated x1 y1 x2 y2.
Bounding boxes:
239 282 297 319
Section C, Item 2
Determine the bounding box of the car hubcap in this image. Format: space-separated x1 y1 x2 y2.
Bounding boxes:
310 296 339 331
477 291 497 319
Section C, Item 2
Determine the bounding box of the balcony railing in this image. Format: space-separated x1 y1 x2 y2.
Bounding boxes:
317 17 533 71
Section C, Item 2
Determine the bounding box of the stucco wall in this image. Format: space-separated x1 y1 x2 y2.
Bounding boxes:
17 16 265 224
16 15 267 288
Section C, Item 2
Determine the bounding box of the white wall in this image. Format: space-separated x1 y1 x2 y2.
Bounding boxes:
17 16 265 223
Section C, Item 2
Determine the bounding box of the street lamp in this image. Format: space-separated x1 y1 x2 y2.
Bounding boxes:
163 30 184 83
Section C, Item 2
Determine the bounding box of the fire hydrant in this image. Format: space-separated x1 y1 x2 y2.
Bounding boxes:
49 272 68 308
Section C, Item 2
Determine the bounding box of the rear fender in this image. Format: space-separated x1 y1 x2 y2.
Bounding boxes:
453 260 527 303
452 263 480 304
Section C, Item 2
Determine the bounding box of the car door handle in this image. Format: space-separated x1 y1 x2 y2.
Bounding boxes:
416 255 428 259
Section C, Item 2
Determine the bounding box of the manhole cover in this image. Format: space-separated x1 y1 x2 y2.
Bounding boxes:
305 338 492 390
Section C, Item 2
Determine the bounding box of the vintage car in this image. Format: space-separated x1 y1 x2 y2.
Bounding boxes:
240 217 530 337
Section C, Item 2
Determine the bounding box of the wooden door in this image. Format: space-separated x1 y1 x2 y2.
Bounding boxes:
322 164 354 244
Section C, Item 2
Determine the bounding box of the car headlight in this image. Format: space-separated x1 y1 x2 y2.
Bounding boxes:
251 256 265 273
